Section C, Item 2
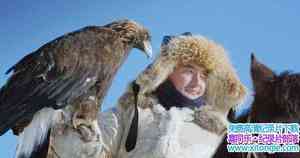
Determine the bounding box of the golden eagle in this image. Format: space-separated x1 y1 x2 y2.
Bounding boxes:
0 19 152 158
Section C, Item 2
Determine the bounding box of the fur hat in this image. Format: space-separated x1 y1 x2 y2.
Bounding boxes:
136 33 247 113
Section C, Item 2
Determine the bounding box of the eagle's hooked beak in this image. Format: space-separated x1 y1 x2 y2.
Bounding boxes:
142 40 152 59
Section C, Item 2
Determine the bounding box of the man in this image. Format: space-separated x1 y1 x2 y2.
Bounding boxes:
48 33 247 158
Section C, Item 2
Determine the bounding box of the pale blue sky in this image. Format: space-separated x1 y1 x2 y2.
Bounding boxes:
1 0 300 157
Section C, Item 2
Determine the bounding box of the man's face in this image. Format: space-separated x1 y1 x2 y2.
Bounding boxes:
168 63 207 100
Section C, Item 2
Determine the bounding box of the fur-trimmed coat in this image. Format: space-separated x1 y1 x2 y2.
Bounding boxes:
48 83 229 158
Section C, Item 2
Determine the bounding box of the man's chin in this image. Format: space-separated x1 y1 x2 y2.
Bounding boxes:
182 92 201 100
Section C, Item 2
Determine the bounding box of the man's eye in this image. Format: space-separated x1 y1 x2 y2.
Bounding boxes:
200 75 206 79
200 74 207 80
184 69 194 74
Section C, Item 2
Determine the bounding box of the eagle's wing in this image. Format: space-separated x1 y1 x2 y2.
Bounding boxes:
0 26 120 135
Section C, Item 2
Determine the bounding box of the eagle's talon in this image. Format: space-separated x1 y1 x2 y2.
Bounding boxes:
77 125 96 142
72 111 98 142
72 111 88 129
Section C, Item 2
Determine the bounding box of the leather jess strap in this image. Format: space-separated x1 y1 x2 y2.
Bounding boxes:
125 81 140 152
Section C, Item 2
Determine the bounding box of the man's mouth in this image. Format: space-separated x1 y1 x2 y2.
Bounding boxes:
185 87 201 95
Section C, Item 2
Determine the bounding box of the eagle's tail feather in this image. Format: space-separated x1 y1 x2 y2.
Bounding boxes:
17 129 51 158
15 108 58 158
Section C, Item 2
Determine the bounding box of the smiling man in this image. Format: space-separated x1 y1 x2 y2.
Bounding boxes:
170 63 207 99
155 62 208 110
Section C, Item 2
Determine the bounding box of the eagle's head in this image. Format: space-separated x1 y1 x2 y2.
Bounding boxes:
105 19 152 58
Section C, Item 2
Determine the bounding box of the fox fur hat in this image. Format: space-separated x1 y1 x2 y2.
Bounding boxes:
136 33 247 113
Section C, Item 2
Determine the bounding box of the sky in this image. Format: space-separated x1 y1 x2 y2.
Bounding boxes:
0 0 300 157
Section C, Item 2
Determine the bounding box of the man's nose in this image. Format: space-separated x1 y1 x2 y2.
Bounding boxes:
190 73 201 87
